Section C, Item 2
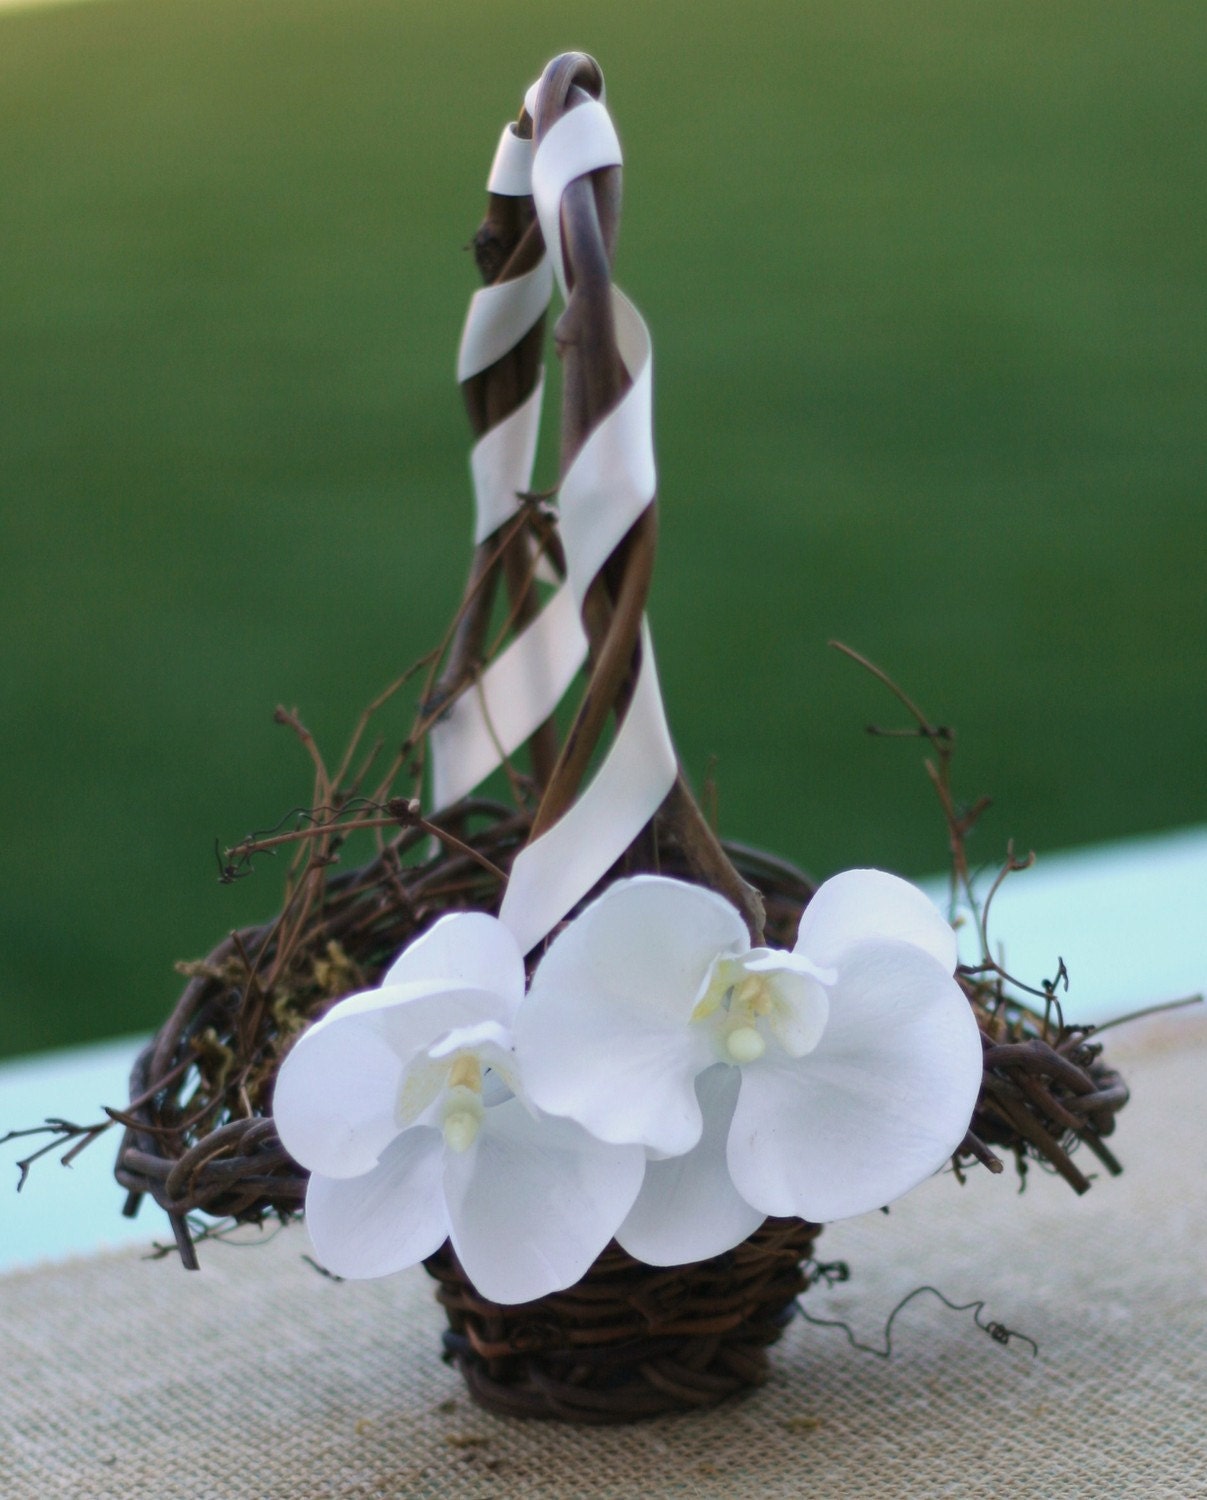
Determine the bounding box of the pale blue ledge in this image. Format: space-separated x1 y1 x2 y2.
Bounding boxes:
920 822 1207 1019
2 825 1204 1276
1 1035 169 1274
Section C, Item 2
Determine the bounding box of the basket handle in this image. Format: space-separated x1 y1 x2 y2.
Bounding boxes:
435 54 764 952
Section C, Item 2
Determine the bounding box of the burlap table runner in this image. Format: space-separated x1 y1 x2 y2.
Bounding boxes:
2 1014 1202 1499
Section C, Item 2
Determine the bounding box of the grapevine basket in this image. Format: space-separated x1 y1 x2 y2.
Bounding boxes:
110 54 1128 1424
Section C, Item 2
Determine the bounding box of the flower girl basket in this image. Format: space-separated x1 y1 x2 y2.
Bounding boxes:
113 54 1128 1424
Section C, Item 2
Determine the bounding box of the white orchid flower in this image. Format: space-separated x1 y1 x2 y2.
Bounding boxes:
514 870 983 1266
272 912 645 1304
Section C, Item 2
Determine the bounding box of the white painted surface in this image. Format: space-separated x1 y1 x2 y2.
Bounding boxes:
2 825 1203 1274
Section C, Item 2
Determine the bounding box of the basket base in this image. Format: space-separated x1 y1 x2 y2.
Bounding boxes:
423 1218 820 1423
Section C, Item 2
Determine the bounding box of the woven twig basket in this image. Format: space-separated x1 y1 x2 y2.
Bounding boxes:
113 53 1128 1424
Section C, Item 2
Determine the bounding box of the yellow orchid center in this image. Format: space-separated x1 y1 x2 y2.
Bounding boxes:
724 1025 766 1063
396 1041 494 1150
690 954 826 1065
442 1105 481 1153
447 1054 483 1093
440 1053 486 1151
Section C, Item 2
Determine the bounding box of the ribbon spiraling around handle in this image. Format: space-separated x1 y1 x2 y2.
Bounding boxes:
428 92 680 956
429 124 582 814
497 100 677 955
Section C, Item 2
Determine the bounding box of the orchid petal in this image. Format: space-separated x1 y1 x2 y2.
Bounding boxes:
428 1019 513 1060
744 948 833 984
521 1015 709 1155
273 1018 403 1178
515 876 742 1153
302 1128 449 1278
727 940 982 1222
616 1065 764 1266
795 869 957 974
741 956 831 1058
275 980 513 1174
427 1019 523 1105
443 1099 645 1304
534 876 751 1027
394 1051 450 1131
382 911 526 1016
317 979 515 1060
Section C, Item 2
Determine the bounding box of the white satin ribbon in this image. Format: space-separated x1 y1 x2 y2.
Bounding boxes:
497 106 677 955
486 123 534 196
558 290 654 607
429 91 678 956
531 100 622 302
456 261 554 384
429 117 569 811
499 619 676 958
430 587 587 813
469 375 545 545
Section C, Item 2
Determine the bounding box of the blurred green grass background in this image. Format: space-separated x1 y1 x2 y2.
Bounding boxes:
2 0 1204 1058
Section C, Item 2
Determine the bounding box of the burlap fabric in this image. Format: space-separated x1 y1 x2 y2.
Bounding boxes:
2 1015 1202 1499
